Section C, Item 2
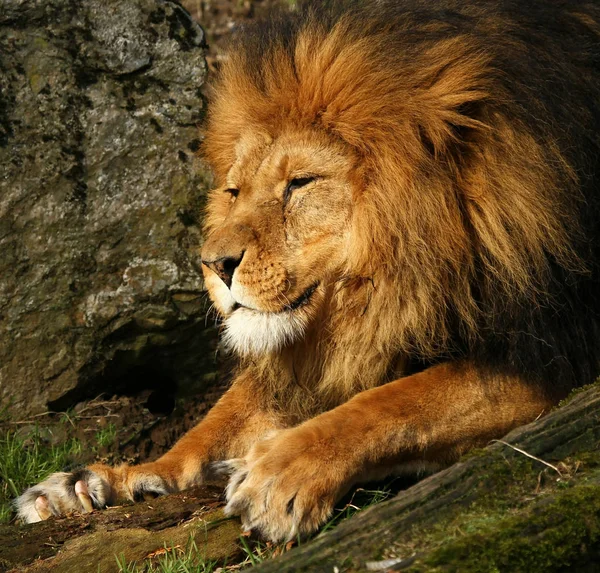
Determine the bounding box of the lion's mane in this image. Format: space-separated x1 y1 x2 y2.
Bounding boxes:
203 0 600 413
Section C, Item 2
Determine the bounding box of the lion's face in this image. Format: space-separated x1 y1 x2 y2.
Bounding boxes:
201 128 357 355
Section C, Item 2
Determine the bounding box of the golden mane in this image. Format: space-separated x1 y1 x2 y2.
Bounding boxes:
203 3 592 417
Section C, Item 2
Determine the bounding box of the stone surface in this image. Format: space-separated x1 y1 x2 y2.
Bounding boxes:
0 0 216 417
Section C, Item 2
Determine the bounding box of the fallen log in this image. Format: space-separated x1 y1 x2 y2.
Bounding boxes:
0 485 242 573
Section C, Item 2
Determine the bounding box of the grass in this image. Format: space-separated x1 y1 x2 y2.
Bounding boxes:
95 422 118 449
320 484 395 534
0 426 82 523
116 539 221 573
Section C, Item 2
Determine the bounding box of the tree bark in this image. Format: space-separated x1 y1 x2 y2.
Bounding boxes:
254 384 600 573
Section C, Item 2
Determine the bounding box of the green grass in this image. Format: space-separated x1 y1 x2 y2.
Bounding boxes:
320 484 394 534
116 539 221 573
0 427 82 523
95 422 118 449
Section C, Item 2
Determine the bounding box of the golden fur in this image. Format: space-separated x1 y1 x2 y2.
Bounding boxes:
16 0 600 544
201 8 583 418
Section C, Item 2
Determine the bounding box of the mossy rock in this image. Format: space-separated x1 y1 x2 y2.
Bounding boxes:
0 0 217 416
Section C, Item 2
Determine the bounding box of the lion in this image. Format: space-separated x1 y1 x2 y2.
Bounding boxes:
16 0 600 543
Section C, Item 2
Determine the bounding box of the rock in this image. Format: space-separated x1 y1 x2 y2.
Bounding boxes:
0 0 217 417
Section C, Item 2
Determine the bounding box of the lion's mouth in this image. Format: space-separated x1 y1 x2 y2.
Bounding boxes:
232 282 319 314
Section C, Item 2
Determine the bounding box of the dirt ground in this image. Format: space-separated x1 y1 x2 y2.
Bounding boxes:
2 382 228 471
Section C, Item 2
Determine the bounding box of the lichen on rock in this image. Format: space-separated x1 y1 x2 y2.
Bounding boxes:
0 0 215 416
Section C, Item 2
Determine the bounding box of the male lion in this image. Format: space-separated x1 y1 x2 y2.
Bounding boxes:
17 0 600 542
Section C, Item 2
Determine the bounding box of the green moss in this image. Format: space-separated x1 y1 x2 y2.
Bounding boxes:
364 442 600 573
364 439 600 573
557 377 600 409
414 479 600 572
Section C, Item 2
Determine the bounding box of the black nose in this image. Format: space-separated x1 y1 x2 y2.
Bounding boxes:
202 253 243 288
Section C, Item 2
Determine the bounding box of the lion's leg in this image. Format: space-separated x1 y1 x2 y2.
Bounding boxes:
16 374 281 523
225 362 557 541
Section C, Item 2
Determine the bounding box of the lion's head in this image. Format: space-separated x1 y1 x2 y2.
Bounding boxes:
201 126 357 356
200 3 585 398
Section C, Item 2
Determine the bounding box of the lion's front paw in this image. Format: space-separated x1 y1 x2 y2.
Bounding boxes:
223 428 353 542
15 468 114 523
16 462 173 524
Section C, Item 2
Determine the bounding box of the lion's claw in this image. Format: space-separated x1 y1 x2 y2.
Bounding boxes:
33 495 51 520
222 429 348 542
74 480 94 513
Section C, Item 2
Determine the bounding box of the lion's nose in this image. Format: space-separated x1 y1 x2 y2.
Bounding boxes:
202 253 244 288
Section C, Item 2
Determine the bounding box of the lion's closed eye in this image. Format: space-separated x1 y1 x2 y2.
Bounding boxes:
284 177 316 203
224 187 239 203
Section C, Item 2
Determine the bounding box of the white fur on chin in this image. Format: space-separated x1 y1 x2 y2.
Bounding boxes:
223 307 309 355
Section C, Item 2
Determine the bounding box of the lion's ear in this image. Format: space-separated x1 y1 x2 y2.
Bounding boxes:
411 48 492 160
417 99 489 161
